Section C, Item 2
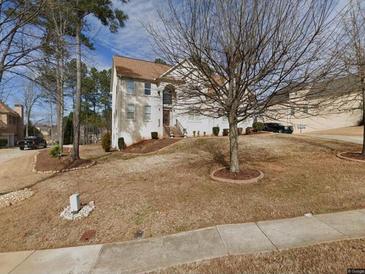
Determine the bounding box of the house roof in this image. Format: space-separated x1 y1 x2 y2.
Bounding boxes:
113 56 172 82
266 75 361 106
0 101 19 116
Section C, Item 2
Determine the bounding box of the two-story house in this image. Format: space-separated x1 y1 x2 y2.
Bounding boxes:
263 76 362 133
111 56 252 148
0 102 24 147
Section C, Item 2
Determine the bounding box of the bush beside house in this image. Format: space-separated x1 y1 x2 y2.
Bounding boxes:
101 132 111 152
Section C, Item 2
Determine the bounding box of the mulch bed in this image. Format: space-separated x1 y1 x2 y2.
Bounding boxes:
122 138 181 154
213 167 261 180
35 149 93 172
341 152 365 161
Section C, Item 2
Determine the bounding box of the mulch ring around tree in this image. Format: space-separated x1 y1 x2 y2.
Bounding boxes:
34 149 95 173
337 151 365 163
210 166 264 184
122 138 181 154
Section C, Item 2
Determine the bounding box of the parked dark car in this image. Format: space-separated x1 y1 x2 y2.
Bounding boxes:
263 123 293 134
18 136 47 150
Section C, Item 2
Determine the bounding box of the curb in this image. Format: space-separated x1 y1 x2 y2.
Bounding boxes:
210 167 264 184
336 152 365 163
32 152 96 174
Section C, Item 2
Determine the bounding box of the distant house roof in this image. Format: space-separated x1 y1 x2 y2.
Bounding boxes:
266 75 361 106
113 56 172 82
0 101 19 116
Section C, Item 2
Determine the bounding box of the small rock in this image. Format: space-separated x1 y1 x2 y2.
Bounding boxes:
304 212 313 217
134 229 144 239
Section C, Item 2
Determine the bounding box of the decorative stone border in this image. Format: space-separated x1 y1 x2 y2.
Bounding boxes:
32 152 96 174
210 166 264 184
336 152 365 163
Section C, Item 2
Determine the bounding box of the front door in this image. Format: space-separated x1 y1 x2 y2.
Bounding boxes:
163 109 170 126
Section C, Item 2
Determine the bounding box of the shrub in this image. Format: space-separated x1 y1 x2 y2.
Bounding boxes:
223 129 229 136
151 132 158 139
0 139 8 147
101 132 111 152
212 126 220 136
118 137 126 150
49 144 61 158
253 122 265 131
246 127 255 135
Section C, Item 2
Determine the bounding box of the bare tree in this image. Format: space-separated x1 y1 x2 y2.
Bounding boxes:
340 0 365 155
0 0 45 84
149 0 339 173
42 0 72 152
23 80 42 137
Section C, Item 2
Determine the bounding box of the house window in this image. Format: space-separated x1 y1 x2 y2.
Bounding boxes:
127 104 135 119
144 82 151 95
126 80 135 94
144 105 151 121
163 90 172 104
303 105 309 114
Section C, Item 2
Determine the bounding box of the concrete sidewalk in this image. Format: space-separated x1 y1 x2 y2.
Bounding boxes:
2 209 365 274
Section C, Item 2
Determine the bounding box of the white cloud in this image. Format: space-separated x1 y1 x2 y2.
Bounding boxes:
85 0 166 67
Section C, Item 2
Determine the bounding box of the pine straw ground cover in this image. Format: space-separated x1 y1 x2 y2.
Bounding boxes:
1 134 365 252
155 238 365 274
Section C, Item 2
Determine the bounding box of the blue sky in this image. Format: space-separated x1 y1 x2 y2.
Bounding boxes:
84 0 165 70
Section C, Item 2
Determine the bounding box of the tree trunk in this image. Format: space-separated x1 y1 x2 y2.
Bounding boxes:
228 114 240 173
56 56 64 152
72 19 81 160
360 76 365 156
25 117 29 137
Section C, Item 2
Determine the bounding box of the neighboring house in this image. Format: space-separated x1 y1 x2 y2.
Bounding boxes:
36 124 58 143
0 102 24 147
111 56 252 147
263 76 362 133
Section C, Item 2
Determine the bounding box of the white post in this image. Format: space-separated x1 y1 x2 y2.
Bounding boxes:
70 193 80 213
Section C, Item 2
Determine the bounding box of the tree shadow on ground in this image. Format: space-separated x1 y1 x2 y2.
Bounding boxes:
207 145 229 167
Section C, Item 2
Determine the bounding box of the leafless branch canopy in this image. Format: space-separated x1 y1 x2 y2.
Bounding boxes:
149 0 341 123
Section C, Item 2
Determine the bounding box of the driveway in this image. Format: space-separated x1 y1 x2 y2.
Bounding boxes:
306 126 363 145
0 147 38 164
0 148 49 194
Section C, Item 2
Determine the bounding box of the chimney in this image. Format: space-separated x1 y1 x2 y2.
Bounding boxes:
14 104 24 122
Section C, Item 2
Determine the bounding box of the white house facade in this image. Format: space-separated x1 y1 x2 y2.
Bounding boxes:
111 56 252 148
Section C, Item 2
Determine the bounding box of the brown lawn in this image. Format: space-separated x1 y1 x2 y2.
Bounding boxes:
0 134 365 252
155 238 365 274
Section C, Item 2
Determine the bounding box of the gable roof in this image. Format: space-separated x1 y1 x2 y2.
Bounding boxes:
0 101 19 116
113 56 172 82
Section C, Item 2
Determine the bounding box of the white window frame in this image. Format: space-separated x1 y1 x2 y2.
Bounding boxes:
127 104 135 120
144 105 151 121
144 82 151 96
126 80 135 94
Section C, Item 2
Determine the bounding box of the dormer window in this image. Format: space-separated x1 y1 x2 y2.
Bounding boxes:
126 80 135 94
144 82 151 95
